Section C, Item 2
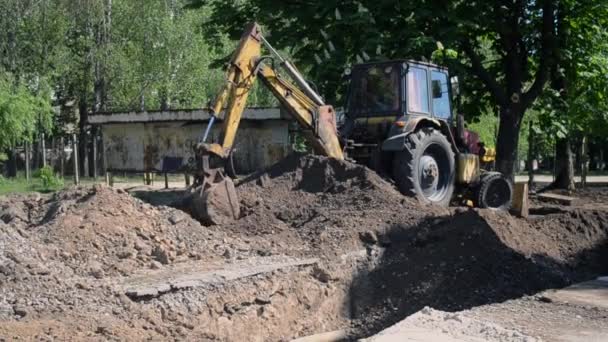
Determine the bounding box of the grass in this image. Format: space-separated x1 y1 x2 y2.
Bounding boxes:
0 171 190 196
0 176 64 195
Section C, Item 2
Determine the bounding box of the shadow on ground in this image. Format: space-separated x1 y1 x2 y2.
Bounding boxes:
128 187 189 208
348 209 608 338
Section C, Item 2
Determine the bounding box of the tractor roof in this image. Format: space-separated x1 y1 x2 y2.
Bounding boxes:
353 59 449 72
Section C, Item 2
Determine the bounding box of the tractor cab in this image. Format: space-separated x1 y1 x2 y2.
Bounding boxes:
342 60 455 159
346 60 453 122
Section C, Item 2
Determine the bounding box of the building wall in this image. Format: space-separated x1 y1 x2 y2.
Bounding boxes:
101 120 291 174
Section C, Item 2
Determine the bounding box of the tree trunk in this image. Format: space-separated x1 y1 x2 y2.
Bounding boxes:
78 97 89 177
553 138 575 190
527 121 535 188
5 148 17 178
160 87 170 111
495 106 523 181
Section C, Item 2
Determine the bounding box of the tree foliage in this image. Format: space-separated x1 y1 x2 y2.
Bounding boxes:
0 73 53 149
190 0 562 178
536 1 608 139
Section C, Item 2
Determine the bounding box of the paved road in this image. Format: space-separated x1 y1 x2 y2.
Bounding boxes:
515 175 608 184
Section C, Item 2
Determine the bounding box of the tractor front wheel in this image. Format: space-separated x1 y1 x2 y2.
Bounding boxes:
392 128 455 207
473 171 513 210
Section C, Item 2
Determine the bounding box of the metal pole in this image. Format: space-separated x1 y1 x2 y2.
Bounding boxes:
72 134 79 185
93 130 98 180
202 115 216 142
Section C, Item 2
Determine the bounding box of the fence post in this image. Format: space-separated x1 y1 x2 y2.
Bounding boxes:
60 137 65 178
72 134 79 185
25 141 31 181
93 130 98 180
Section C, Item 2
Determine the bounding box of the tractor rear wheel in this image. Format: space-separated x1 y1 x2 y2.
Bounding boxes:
392 128 455 207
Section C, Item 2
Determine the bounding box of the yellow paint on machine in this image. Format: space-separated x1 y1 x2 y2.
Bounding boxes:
457 153 480 184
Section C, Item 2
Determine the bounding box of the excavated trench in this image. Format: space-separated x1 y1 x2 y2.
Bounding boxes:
110 207 608 341
1 154 608 340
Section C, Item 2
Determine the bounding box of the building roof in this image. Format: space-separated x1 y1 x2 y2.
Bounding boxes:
89 107 282 124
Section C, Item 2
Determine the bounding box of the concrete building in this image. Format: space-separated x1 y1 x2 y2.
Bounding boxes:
89 108 292 175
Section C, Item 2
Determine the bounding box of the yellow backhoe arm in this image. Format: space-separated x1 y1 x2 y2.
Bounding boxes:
189 22 343 225
199 22 344 161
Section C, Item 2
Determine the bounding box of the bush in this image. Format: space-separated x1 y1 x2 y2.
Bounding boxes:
291 133 309 153
36 166 63 189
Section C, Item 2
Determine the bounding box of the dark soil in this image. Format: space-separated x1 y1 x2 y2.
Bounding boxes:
349 207 608 337
231 153 447 260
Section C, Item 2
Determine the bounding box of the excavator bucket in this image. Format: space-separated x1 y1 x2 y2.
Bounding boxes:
190 168 240 225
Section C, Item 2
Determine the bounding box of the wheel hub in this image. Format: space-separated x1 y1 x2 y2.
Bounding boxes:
420 155 439 193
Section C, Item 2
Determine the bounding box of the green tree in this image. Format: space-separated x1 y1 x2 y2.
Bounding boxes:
0 73 54 176
536 1 608 189
192 0 560 180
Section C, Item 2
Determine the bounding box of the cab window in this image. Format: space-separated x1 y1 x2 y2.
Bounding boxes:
407 67 430 113
431 71 451 119
348 65 400 115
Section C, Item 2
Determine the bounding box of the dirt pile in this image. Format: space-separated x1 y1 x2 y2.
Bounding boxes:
0 185 243 279
232 154 445 259
350 206 608 336
1 153 608 340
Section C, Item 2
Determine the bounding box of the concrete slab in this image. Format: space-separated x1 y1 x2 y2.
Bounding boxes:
361 307 538 342
544 278 608 309
362 326 477 342
123 256 318 299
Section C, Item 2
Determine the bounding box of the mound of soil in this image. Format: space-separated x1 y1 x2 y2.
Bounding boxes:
350 206 608 336
0 185 244 279
231 154 445 259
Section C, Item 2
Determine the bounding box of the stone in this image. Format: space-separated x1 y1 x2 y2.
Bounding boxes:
0 263 13 276
168 214 184 225
152 246 170 265
311 265 333 283
150 261 162 270
255 296 271 305
222 249 233 259
88 261 105 279
28 264 51 275
359 231 378 244
117 249 135 259
13 305 27 317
